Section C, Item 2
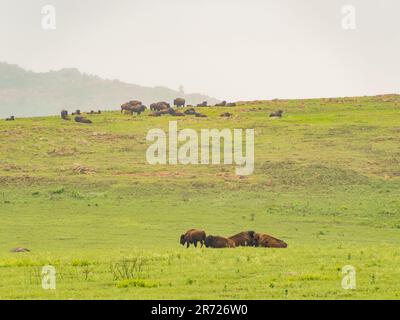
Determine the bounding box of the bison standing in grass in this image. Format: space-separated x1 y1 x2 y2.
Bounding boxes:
215 101 227 107
121 100 142 114
180 229 206 248
204 235 236 248
130 105 146 115
254 233 287 248
228 231 256 247
61 110 70 120
174 98 186 108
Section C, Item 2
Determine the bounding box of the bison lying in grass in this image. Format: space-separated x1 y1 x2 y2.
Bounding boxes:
254 233 287 248
270 110 284 118
180 229 206 248
204 235 236 248
228 231 256 247
75 116 92 124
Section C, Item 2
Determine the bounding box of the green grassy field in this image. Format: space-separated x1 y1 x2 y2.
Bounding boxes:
0 95 399 299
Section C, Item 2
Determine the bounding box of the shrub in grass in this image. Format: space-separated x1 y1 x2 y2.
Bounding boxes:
116 279 159 288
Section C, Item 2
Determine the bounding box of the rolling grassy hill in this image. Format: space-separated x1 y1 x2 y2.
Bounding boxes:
0 94 399 299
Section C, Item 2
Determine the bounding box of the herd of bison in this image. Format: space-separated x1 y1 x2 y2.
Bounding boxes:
3 97 285 123
181 229 288 249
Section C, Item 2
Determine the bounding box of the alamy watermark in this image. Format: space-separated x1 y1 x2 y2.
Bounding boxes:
341 5 356 30
341 265 356 290
42 265 56 290
41 5 56 30
146 121 255 176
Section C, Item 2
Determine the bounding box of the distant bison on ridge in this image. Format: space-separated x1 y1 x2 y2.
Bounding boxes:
75 116 92 124
197 101 208 107
61 110 70 120
150 102 170 111
174 98 186 108
215 101 227 107
121 100 142 114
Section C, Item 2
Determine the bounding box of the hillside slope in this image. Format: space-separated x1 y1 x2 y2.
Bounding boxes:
0 95 399 299
0 62 218 118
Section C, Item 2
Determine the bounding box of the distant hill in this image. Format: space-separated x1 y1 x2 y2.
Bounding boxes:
0 62 219 118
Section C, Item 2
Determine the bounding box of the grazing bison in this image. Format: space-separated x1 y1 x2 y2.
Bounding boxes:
180 229 207 248
270 110 284 118
254 233 287 248
61 110 70 120
215 101 227 107
121 100 142 113
197 101 208 107
174 98 186 108
75 116 92 124
204 235 236 248
5 116 15 121
150 102 170 111
229 231 256 247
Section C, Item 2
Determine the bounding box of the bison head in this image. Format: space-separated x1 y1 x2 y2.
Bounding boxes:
180 234 186 246
247 231 256 246
204 235 214 248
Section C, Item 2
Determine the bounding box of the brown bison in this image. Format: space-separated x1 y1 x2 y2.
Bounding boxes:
220 112 232 118
195 112 207 118
150 102 170 111
61 110 70 120
204 235 236 248
215 101 227 107
180 229 206 248
174 98 186 108
75 116 92 124
197 101 208 107
270 110 284 118
184 108 197 115
121 100 142 113
130 105 146 115
254 233 287 248
5 116 15 121
229 231 256 247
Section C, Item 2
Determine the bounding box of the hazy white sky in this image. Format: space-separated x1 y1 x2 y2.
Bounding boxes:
1 0 399 101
